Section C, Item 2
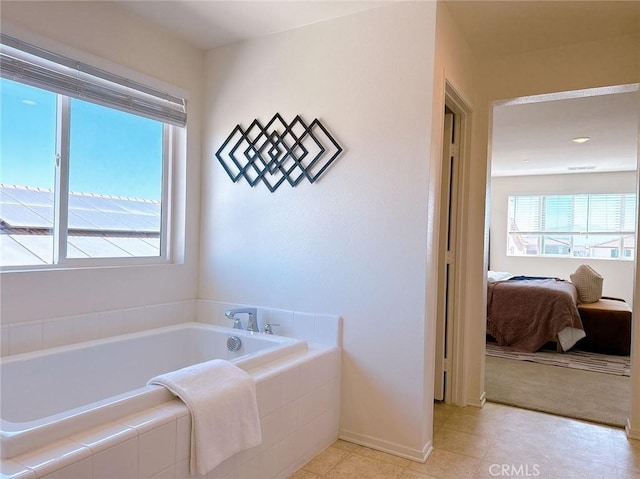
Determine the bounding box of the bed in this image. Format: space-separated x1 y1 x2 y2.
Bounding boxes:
486 273 585 353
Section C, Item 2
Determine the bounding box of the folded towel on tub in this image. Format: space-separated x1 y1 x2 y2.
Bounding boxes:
147 359 262 476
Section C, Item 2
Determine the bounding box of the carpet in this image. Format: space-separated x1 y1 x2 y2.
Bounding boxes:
485 342 631 376
485 355 630 427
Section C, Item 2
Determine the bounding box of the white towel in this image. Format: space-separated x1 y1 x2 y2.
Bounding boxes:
147 359 262 476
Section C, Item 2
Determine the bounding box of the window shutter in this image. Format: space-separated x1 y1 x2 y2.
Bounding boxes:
0 34 187 127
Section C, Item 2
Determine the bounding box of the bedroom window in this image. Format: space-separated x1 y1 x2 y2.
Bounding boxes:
0 34 186 268
507 193 637 260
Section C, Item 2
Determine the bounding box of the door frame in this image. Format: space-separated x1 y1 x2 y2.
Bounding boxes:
480 84 640 435
435 82 473 405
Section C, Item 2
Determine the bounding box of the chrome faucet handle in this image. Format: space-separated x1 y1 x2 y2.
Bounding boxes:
263 323 280 335
225 310 244 330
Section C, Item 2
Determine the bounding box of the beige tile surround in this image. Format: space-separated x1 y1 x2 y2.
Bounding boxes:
292 402 640 479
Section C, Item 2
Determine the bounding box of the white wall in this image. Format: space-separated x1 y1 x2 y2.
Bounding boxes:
0 2 204 323
490 171 637 304
200 3 437 459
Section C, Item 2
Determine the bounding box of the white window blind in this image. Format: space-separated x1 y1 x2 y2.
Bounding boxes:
508 193 637 260
510 194 635 234
0 34 186 127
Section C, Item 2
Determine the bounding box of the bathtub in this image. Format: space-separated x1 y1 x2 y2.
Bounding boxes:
0 322 307 460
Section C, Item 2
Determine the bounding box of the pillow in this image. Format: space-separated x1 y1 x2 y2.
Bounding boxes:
570 264 603 303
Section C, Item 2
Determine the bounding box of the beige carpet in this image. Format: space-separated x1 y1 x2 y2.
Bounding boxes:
485 355 630 427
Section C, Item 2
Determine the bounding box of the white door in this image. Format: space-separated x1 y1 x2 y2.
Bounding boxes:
434 111 459 401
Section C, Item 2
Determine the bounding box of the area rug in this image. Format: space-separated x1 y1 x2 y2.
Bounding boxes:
485 342 631 376
485 355 630 427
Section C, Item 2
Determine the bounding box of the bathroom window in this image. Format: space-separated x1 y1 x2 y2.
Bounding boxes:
0 35 186 268
507 193 637 260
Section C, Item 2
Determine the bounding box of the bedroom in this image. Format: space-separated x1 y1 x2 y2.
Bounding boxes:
485 85 638 425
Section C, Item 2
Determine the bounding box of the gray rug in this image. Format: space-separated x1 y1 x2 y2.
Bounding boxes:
486 342 631 376
485 355 630 427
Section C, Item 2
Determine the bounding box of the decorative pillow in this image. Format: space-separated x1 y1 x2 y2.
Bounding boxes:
570 264 603 303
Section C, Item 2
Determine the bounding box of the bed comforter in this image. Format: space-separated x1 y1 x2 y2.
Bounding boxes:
487 278 584 352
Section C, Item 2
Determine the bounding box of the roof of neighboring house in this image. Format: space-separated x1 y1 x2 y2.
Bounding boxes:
0 185 161 266
590 235 636 249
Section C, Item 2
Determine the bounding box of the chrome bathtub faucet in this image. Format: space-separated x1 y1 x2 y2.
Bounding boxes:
263 322 280 335
225 308 259 332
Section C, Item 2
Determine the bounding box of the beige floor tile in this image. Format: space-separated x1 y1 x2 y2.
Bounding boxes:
540 461 618 479
618 468 640 479
476 459 619 479
350 445 413 467
499 407 568 436
291 402 633 478
484 434 557 468
615 439 640 473
555 418 621 443
301 446 349 475
433 428 491 459
548 436 617 468
323 454 405 479
329 440 366 454
289 470 322 479
396 469 440 479
611 428 634 443
408 449 480 479
452 402 508 418
549 455 619 479
433 402 455 430
441 410 503 438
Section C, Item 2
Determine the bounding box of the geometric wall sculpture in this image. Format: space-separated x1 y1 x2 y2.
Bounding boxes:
216 113 343 192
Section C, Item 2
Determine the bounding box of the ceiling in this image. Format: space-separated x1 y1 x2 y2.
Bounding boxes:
444 0 640 59
440 1 639 177
116 1 391 50
491 87 639 177
113 0 640 177
115 0 640 55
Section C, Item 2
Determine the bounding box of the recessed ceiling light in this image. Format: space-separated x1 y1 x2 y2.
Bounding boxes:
572 137 591 144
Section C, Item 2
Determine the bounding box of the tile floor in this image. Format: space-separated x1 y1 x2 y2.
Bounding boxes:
290 402 640 479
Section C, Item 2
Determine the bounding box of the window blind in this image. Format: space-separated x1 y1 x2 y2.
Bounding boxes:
509 194 636 235
0 34 187 127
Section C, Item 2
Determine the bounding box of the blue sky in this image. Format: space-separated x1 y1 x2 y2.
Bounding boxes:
0 78 162 201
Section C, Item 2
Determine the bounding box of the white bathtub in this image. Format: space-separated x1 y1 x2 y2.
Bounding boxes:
0 322 307 460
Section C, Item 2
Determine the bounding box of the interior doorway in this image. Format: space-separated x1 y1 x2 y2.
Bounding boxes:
434 83 471 405
484 84 639 426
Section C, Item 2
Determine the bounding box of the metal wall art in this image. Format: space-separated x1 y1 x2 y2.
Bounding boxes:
216 114 343 192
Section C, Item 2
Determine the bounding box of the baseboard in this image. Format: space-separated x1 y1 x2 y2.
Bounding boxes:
338 429 432 463
626 419 640 440
467 391 486 408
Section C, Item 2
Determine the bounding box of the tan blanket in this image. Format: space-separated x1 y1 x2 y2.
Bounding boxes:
487 279 583 352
